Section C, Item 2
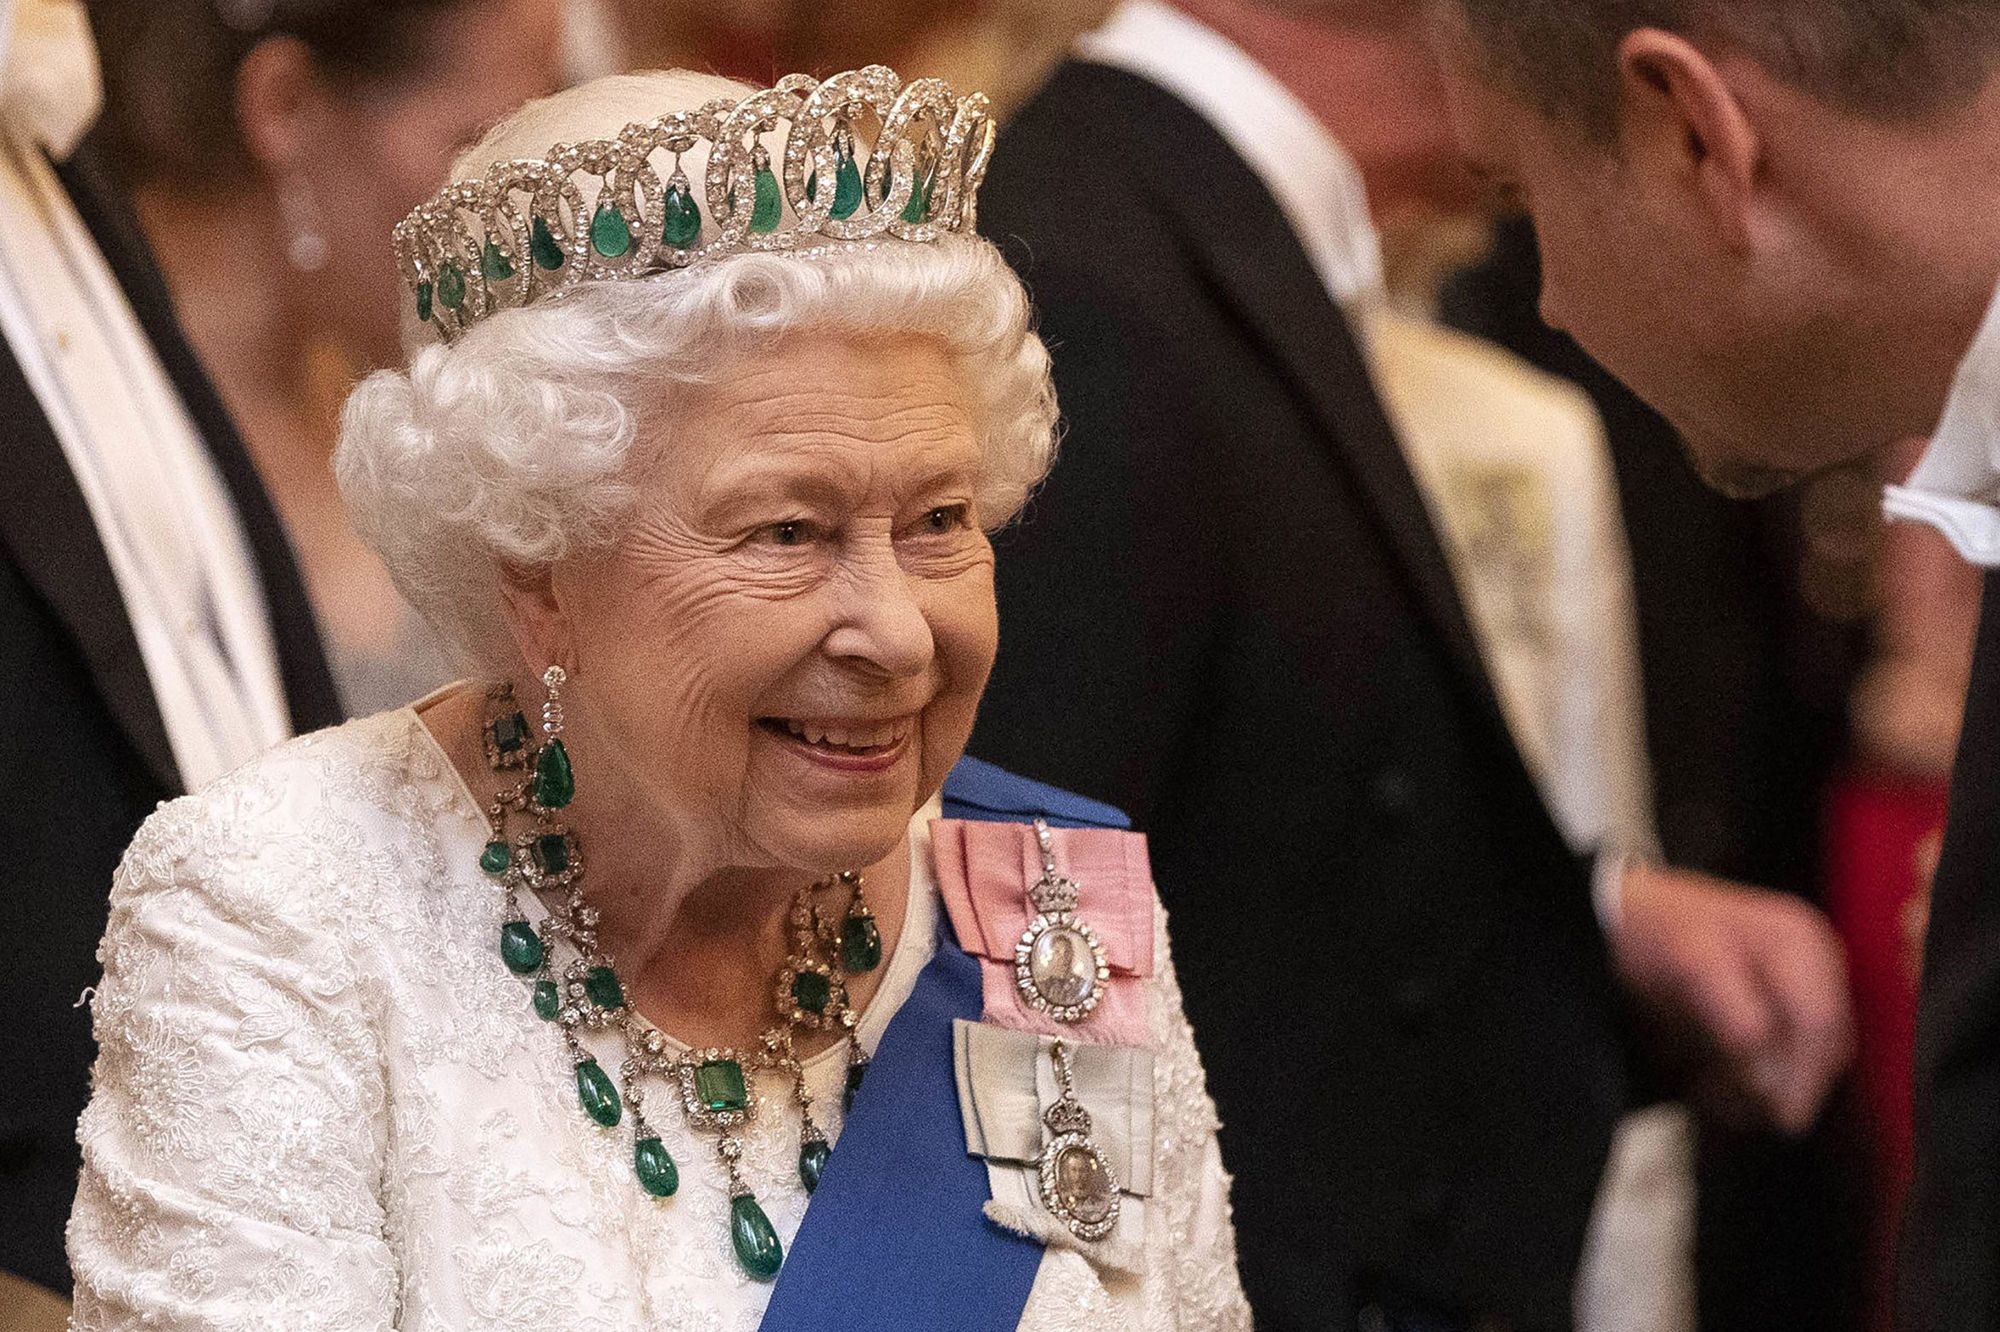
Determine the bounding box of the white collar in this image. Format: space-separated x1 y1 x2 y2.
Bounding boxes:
1075 0 1384 310
0 0 99 158
1884 278 2000 566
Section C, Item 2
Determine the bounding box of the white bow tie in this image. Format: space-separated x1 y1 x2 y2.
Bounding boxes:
0 0 101 159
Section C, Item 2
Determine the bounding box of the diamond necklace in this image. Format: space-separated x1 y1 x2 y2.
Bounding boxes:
477 677 883 1280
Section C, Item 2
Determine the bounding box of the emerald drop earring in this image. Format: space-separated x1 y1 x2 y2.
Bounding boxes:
534 666 575 810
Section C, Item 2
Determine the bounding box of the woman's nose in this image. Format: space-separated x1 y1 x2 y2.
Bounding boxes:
822 555 935 680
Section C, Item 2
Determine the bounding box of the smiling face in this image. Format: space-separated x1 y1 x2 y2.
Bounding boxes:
516 332 997 878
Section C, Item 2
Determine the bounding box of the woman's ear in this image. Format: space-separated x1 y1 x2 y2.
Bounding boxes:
496 559 579 679
233 34 323 171
1616 28 1762 251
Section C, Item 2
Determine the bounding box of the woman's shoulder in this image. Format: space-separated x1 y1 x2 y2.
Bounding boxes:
114 708 460 931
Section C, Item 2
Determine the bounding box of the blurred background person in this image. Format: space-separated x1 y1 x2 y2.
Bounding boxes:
84 0 563 715
0 0 340 1317
574 0 1112 119
960 2 1856 1329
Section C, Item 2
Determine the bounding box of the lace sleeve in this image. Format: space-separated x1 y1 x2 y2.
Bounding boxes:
67 793 398 1330
1148 900 1252 1330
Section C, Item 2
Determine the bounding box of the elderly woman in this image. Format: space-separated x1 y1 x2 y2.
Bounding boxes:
63 69 1248 1331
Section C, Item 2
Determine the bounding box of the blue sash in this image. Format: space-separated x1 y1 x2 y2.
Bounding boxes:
758 758 1128 1332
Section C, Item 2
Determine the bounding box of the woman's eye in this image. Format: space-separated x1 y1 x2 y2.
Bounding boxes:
920 504 970 534
760 520 813 547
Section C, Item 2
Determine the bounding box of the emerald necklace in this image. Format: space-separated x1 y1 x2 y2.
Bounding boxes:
477 671 883 1280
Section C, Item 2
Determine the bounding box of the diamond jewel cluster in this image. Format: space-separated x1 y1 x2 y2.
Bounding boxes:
394 66 995 345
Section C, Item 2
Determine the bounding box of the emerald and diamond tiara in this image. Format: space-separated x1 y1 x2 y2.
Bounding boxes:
394 67 995 345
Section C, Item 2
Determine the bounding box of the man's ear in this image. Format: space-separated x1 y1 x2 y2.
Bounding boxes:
495 559 578 680
1616 28 1761 250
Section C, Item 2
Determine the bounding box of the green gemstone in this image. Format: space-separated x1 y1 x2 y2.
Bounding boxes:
798 1138 831 1193
585 965 624 1010
831 153 863 220
575 1058 622 1126
532 832 570 876
841 915 882 973
534 738 574 809
590 203 632 258
480 238 514 281
479 840 510 874
635 1136 679 1197
791 970 831 1014
437 261 467 310
489 710 529 754
695 1058 749 1112
415 280 433 322
500 920 544 975
532 980 560 1020
730 1192 784 1279
805 170 818 202
844 1058 867 1113
662 185 700 248
750 166 782 234
901 169 934 223
530 215 566 270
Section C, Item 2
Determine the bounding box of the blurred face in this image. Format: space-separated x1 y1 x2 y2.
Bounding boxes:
298 0 563 368
532 332 998 878
1431 10 1917 495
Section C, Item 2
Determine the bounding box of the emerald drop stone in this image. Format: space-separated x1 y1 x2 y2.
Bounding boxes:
480 239 514 281
635 1136 679 1197
530 216 565 270
534 738 574 809
500 920 544 974
662 186 700 248
584 965 624 1010
841 915 882 973
695 1058 749 1112
730 1192 784 1279
575 1058 622 1127
532 832 569 876
479 840 509 874
750 167 782 234
901 170 934 223
590 203 632 258
831 154 863 220
791 970 830 1015
415 280 433 322
437 261 467 310
532 980 560 1020
798 1139 831 1193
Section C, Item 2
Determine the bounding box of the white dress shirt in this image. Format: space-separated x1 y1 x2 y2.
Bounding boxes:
1885 279 2000 565
0 0 291 787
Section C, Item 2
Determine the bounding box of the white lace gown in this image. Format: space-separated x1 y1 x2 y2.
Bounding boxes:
65 706 1249 1330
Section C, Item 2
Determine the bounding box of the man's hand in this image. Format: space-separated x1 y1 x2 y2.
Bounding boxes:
1612 861 1855 1135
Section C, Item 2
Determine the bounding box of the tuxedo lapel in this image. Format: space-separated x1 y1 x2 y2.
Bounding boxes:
53 135 342 735
0 344 180 790
1077 63 1500 728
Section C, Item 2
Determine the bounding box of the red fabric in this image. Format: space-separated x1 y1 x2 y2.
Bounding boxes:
1823 770 1949 1330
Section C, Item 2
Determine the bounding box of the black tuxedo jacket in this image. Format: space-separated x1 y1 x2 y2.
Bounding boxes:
0 134 339 1293
968 63 1626 1330
1903 571 2000 1332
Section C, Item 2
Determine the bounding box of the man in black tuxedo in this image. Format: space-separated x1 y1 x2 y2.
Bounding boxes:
0 37 338 1297
970 3 1854 1327
1426 3 2000 1329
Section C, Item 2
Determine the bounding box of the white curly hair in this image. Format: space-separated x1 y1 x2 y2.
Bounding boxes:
335 70 1059 672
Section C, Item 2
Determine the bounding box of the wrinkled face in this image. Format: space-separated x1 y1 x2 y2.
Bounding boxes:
1431 11 1899 495
542 332 997 877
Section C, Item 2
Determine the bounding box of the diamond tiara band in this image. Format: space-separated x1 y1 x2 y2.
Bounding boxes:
394 66 996 345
